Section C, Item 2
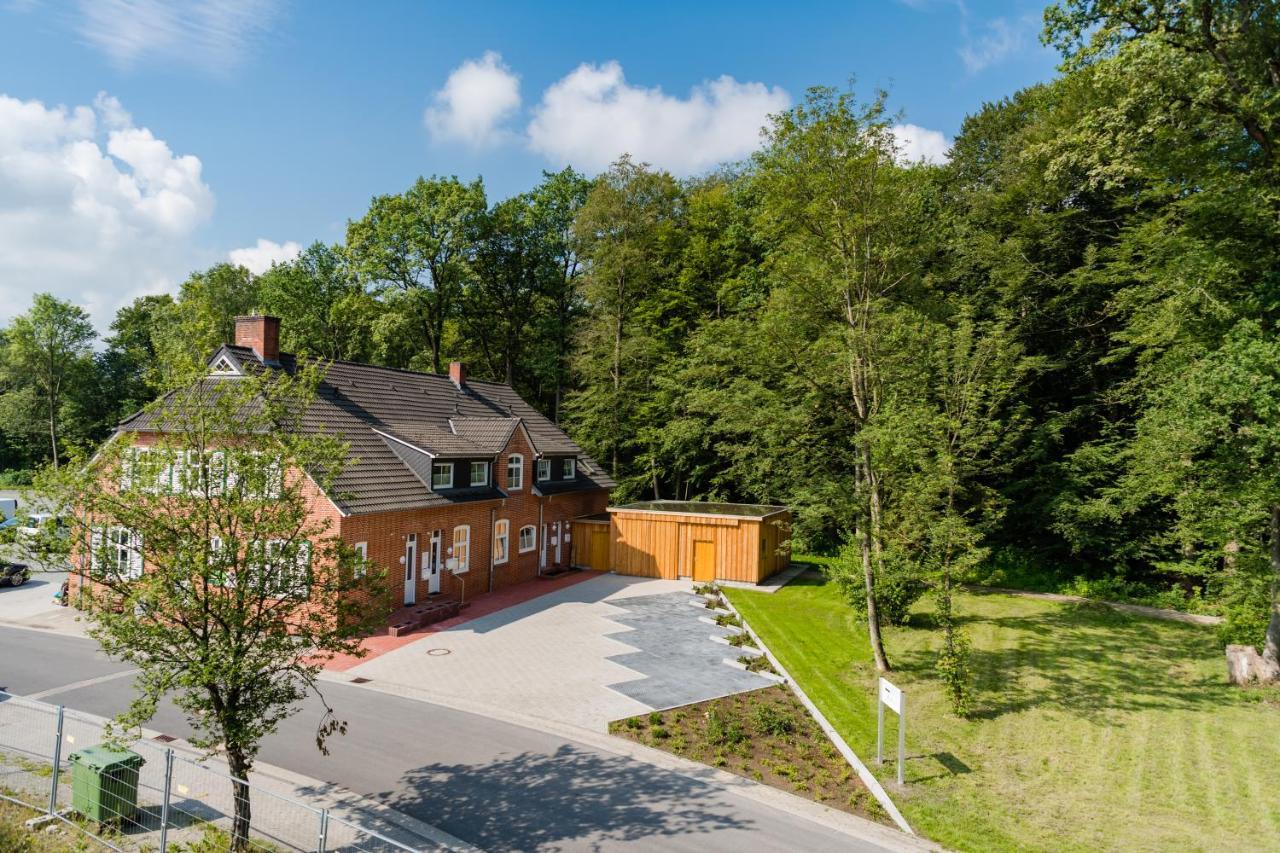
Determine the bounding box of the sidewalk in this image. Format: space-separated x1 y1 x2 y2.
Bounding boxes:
326 568 601 671
0 690 477 852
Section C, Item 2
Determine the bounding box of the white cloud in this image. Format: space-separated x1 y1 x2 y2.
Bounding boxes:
229 238 301 274
425 51 522 147
892 123 951 164
959 16 1024 74
527 62 790 175
0 91 215 330
76 0 283 71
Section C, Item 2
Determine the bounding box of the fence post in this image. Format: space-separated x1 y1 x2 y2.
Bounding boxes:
48 705 65 816
158 748 174 851
317 807 329 853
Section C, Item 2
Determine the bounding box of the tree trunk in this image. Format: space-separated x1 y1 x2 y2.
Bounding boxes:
49 397 59 471
1265 505 1280 670
859 459 890 672
226 747 253 852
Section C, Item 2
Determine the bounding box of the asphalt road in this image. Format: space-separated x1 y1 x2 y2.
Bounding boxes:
0 625 897 852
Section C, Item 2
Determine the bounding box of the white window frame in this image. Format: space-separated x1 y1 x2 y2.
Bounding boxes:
562 458 576 479
518 525 536 553
452 525 470 573
431 462 454 489
354 541 368 578
470 461 489 487
537 458 551 482
507 454 524 490
258 538 311 596
94 526 142 579
494 519 509 565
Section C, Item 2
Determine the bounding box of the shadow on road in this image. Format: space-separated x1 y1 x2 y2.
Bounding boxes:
307 742 755 850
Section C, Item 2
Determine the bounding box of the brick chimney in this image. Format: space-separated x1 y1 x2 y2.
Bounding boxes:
234 315 280 364
449 361 468 388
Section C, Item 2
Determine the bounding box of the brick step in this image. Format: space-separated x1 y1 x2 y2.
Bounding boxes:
386 598 461 637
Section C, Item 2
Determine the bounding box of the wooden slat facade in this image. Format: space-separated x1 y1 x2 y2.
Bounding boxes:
574 507 791 584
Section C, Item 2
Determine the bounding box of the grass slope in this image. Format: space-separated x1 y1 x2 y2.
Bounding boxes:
726 564 1280 852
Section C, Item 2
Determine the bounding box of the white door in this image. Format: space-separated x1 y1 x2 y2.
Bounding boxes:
404 534 417 605
552 521 561 565
426 530 442 594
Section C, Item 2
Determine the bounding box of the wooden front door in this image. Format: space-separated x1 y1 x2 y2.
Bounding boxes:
590 528 610 570
692 539 716 582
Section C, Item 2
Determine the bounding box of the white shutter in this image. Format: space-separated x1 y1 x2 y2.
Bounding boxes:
127 530 143 579
119 449 134 491
209 451 226 496
89 526 104 576
296 541 312 596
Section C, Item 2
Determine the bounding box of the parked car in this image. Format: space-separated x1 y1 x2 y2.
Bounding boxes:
0 561 30 587
17 512 54 537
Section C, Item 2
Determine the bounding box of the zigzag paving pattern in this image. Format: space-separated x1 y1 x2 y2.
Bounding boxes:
602 592 776 709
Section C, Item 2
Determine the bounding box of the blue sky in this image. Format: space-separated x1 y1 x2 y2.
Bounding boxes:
0 0 1059 331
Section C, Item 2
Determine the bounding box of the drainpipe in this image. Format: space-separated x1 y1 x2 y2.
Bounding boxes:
488 506 496 594
537 500 544 577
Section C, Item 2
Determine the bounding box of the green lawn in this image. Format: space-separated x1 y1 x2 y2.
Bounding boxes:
725 564 1280 852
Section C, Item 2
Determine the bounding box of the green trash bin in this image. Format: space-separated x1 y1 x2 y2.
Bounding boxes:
68 745 145 825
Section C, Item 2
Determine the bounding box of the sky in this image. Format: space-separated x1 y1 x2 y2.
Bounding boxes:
0 0 1061 333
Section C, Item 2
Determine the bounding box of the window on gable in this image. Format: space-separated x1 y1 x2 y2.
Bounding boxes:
494 519 509 564
537 458 551 482
211 356 238 375
470 461 489 487
507 454 524 490
518 525 536 553
431 462 453 489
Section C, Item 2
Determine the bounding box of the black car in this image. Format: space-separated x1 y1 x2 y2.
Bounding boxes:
0 562 30 587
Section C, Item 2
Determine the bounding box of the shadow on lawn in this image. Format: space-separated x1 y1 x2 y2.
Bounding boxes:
363 743 754 850
896 601 1227 722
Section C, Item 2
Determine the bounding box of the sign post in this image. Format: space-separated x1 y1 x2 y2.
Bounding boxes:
876 677 906 786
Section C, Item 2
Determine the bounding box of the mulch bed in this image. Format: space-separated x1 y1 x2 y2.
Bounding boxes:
609 685 889 824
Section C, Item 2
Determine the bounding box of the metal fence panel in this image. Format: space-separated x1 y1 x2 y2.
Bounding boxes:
0 690 422 852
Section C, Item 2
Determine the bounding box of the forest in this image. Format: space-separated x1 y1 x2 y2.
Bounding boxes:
3 1 1277 654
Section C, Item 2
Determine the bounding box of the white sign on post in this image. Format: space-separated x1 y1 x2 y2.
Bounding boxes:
877 677 906 786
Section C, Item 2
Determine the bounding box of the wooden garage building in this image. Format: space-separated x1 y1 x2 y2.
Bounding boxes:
572 501 791 585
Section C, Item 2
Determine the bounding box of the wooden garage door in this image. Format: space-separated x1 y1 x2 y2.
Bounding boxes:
590 528 610 571
692 539 716 582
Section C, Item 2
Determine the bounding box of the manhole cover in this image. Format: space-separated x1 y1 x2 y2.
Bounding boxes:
426 648 451 657
153 734 176 743
350 677 372 684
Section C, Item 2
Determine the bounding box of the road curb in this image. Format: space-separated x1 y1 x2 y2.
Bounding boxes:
319 669 934 852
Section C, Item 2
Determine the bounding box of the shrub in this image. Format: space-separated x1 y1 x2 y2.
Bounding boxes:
728 632 757 648
648 711 664 725
704 595 727 610
625 716 642 730
827 540 926 626
741 654 777 674
650 726 669 740
751 703 797 737
0 470 33 488
714 612 742 628
705 707 746 746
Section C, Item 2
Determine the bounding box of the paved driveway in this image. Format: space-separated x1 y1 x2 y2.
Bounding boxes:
345 574 777 730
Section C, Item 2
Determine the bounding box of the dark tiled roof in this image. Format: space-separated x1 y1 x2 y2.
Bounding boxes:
118 345 614 514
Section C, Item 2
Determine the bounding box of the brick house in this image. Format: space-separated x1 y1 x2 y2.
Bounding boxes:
89 315 613 612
